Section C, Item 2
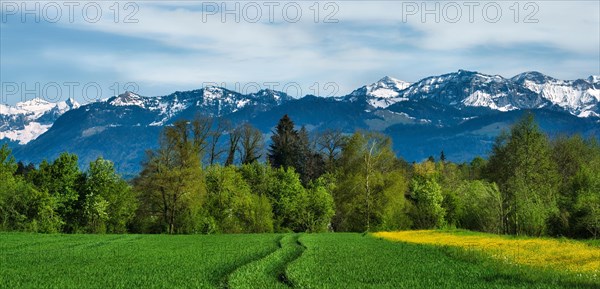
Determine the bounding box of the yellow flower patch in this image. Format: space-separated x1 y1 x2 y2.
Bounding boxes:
374 230 600 274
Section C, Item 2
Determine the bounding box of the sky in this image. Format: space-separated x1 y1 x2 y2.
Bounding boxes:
1 1 599 105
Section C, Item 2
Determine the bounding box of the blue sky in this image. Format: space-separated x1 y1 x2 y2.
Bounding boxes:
1 1 599 105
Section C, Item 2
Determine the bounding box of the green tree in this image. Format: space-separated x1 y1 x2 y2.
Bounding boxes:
303 174 336 232
486 113 559 236
205 165 273 233
0 144 17 180
0 145 61 232
571 159 600 238
82 158 137 233
457 180 503 234
409 161 445 229
266 167 308 232
550 135 600 236
316 129 346 173
334 132 409 232
134 120 206 234
30 153 82 232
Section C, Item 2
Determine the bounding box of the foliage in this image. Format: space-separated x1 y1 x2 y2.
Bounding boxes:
486 113 560 236
1 113 598 238
133 120 206 234
29 153 82 232
457 181 503 233
81 158 138 233
334 131 409 232
409 163 445 229
205 165 273 233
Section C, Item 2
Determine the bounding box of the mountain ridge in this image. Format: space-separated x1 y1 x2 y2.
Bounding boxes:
3 70 599 173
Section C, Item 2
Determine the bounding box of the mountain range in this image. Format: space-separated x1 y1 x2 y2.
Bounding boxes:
2 70 599 174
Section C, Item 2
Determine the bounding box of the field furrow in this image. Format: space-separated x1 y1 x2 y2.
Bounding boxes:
226 234 305 289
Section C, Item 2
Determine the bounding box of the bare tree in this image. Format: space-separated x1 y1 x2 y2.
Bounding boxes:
225 125 242 166
191 116 213 161
208 119 229 165
317 129 346 171
238 123 264 164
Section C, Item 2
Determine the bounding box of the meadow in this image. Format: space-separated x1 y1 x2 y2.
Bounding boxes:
1 231 598 289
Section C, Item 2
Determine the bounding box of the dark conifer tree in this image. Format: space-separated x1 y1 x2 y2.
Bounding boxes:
268 115 300 169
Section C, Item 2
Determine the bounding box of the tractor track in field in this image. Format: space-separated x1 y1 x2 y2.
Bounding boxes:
224 234 306 289
277 235 306 287
219 235 284 289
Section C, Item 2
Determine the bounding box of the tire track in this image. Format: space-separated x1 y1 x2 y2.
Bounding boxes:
226 234 305 289
219 234 284 289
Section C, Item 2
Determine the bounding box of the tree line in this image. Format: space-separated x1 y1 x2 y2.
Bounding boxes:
0 113 598 238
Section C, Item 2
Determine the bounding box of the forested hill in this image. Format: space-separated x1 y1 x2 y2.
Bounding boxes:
1 113 598 239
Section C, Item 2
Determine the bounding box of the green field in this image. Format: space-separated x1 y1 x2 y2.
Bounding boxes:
1 232 597 289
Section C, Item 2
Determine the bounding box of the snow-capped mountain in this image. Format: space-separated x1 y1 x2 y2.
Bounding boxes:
103 87 293 127
0 98 80 144
350 76 411 108
511 72 600 118
4 70 599 174
393 70 600 117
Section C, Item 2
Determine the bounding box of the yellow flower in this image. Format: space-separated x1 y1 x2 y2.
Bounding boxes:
374 230 599 274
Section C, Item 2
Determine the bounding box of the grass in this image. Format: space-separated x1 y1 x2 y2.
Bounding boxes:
285 233 599 289
1 231 598 288
0 233 280 289
227 234 304 289
374 230 600 274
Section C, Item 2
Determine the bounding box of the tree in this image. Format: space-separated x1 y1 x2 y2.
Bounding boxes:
15 161 35 177
191 116 213 161
30 153 83 232
268 114 300 169
238 123 264 164
266 167 308 232
316 129 346 173
0 145 61 232
468 156 487 180
82 158 137 233
303 174 336 232
134 120 206 234
297 127 326 185
486 113 559 236
225 125 242 166
0 144 17 181
571 158 600 238
410 161 445 229
207 118 229 165
457 180 503 234
205 165 273 233
334 132 409 232
550 135 600 236
437 162 466 228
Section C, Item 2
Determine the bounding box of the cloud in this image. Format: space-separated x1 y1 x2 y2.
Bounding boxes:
1 1 598 101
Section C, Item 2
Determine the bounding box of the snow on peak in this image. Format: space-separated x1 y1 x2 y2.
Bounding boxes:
55 98 80 114
203 86 225 100
357 76 412 108
0 122 52 145
110 91 145 107
463 91 516 112
1 97 78 118
13 98 55 116
588 75 600 84
0 97 82 144
366 76 411 98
